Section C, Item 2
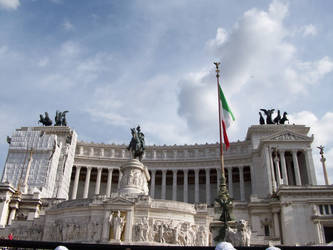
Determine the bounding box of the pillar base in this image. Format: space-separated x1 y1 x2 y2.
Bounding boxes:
118 159 150 197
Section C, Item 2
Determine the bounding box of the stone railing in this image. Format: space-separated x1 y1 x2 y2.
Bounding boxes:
75 141 252 161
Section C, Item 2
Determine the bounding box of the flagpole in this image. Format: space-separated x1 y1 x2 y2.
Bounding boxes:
213 62 226 190
213 62 233 241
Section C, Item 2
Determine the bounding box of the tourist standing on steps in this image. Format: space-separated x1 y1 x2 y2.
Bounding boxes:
8 233 13 240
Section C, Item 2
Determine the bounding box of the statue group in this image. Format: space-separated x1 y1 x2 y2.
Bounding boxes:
259 109 288 125
38 111 69 127
127 126 145 161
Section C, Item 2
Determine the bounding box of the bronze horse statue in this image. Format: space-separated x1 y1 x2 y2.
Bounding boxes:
38 112 52 126
127 126 145 161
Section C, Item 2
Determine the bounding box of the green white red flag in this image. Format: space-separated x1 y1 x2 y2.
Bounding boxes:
218 83 235 150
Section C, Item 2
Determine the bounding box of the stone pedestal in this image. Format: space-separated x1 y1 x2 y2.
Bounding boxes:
118 159 150 197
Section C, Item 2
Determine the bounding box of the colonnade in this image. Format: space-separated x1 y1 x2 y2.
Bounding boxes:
267 148 315 190
149 166 251 203
71 166 121 200
70 165 252 203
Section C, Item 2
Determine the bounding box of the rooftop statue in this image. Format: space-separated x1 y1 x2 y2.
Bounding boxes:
280 112 288 124
259 112 265 125
55 111 69 126
260 109 275 124
259 109 289 125
38 112 52 126
127 125 145 161
273 110 281 124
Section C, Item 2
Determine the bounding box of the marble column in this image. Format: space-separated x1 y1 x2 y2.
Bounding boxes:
304 148 317 185
265 146 274 194
216 168 221 193
239 166 245 201
161 170 167 200
183 169 188 203
83 167 92 198
273 156 282 186
227 167 233 198
205 168 211 205
106 168 113 197
172 170 177 201
7 209 16 225
269 149 277 192
117 170 123 190
71 166 81 200
250 165 255 194
279 150 288 185
194 169 199 203
292 150 301 186
273 212 280 238
95 167 102 195
150 170 156 198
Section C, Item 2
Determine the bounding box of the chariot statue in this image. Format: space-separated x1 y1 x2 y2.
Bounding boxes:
55 110 69 126
38 112 52 126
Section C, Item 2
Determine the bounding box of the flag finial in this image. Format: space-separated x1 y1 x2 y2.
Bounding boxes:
214 62 220 78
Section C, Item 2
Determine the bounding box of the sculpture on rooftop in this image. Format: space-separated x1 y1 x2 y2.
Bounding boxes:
127 125 145 161
273 110 281 124
259 109 289 125
280 112 288 124
259 112 265 125
260 109 275 124
38 112 53 126
55 110 69 126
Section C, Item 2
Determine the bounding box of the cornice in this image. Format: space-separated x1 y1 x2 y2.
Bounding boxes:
277 186 333 196
245 124 310 140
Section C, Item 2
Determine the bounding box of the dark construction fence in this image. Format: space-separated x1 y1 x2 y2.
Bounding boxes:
0 240 332 250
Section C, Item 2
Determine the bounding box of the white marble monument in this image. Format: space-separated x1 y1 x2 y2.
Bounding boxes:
0 124 332 246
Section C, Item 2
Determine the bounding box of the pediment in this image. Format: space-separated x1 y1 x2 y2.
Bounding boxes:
105 195 135 205
262 130 313 142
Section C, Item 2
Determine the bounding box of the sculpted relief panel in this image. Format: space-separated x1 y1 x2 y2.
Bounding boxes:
133 217 209 246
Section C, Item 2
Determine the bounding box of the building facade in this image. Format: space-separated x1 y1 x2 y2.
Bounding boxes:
0 124 332 245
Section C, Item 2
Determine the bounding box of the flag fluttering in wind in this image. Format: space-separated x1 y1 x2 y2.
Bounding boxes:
218 83 235 150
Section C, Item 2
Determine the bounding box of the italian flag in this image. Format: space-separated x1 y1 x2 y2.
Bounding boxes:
219 84 235 150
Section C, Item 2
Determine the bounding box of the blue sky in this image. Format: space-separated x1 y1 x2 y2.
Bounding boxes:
0 0 333 184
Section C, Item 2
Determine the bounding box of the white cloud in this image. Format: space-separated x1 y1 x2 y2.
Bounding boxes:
206 28 228 48
178 0 333 138
302 24 317 37
0 0 20 10
37 57 49 67
63 20 74 31
284 56 333 93
60 41 80 58
85 74 191 145
289 111 333 184
289 111 333 147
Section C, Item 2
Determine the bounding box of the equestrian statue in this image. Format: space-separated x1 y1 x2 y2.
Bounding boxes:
127 125 145 161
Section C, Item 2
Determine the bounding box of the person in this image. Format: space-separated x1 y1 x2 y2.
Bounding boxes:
8 233 13 240
266 246 281 250
54 246 69 250
215 241 237 250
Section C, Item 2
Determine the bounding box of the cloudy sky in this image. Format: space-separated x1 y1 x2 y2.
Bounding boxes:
0 0 332 184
